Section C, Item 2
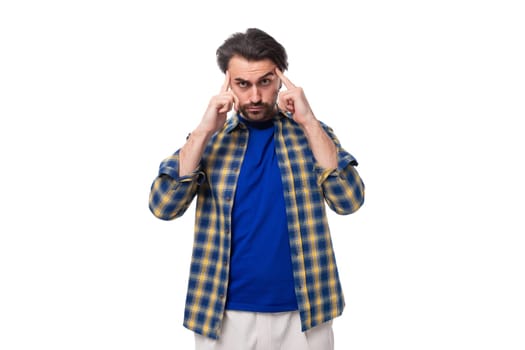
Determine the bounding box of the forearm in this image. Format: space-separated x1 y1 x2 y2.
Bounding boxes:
301 118 338 170
306 121 365 214
179 128 214 176
149 151 205 220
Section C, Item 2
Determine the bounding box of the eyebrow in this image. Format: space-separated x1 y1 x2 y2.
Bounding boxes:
234 72 275 84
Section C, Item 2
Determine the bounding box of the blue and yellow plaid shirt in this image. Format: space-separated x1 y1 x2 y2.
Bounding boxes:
149 111 365 339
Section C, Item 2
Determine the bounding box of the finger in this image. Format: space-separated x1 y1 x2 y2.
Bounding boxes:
218 103 231 114
277 99 287 113
230 90 240 112
216 93 238 114
277 92 294 114
275 68 296 89
220 71 230 93
217 97 233 114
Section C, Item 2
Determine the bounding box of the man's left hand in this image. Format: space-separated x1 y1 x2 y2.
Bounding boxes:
276 68 317 126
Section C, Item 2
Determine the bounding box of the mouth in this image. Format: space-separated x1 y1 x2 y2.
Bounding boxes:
246 106 264 113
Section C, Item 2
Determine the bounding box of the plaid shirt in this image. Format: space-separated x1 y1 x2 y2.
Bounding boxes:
149 111 365 339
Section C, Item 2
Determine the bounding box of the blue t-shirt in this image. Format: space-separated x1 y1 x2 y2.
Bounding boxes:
225 116 298 312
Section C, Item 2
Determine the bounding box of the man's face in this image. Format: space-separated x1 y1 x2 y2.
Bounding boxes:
227 55 281 122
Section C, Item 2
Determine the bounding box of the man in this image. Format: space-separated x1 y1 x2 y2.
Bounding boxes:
149 28 365 350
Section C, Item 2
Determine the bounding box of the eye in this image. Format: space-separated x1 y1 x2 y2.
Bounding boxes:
237 81 249 88
260 78 271 86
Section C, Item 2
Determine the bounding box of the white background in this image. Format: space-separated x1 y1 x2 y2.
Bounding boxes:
1 1 524 349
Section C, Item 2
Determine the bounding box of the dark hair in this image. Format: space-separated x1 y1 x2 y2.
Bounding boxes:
216 28 288 73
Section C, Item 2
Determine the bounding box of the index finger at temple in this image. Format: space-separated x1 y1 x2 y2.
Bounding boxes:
275 68 296 89
220 71 230 93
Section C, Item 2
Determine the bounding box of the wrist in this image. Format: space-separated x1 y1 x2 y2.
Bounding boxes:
300 116 321 132
191 125 216 140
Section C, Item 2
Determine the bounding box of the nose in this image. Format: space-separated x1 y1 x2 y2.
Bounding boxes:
249 85 261 103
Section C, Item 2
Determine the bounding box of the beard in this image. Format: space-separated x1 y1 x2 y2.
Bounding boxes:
239 101 277 121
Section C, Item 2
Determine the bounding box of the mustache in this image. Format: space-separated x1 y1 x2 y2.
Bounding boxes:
243 102 268 107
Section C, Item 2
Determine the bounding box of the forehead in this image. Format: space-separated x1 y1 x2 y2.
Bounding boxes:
228 55 276 81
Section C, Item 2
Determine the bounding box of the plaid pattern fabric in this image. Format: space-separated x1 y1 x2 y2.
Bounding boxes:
149 112 365 339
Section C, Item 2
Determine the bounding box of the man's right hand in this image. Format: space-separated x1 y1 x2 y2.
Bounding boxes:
197 71 239 135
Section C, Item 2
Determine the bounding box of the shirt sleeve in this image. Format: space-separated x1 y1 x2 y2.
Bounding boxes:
315 123 365 215
148 150 205 220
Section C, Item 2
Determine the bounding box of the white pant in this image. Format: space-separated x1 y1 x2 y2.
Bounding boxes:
195 310 334 350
